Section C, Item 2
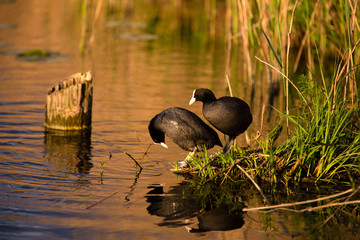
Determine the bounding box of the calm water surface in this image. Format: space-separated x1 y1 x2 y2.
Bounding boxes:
0 1 358 240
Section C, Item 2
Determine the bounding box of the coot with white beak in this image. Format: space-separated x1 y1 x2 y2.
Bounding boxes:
148 107 222 167
189 88 252 152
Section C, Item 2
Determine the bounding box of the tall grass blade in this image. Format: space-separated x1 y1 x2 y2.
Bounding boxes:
261 27 283 68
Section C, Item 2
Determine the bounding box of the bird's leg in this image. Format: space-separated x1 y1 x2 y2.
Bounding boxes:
176 147 197 169
245 130 251 146
222 137 231 153
222 136 234 153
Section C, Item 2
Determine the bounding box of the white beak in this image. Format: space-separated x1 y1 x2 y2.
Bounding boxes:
154 142 168 148
160 142 168 148
189 89 196 105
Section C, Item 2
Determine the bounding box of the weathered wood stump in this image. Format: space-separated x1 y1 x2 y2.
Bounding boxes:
45 71 93 130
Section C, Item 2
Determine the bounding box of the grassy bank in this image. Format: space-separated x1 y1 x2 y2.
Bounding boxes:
179 74 360 186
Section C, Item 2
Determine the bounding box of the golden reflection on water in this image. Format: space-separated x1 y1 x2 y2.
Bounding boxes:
0 1 306 240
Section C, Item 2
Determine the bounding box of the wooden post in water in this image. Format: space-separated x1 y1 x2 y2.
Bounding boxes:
45 71 93 130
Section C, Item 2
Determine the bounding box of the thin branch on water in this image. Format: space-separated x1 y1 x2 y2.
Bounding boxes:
133 130 154 160
243 188 355 212
236 164 271 205
125 167 143 202
87 166 143 210
318 185 360 228
86 190 121 209
301 200 360 212
86 151 145 209
261 200 360 213
85 150 120 209
141 144 152 159
125 152 143 170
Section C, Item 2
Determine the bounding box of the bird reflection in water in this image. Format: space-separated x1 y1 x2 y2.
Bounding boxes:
145 182 244 233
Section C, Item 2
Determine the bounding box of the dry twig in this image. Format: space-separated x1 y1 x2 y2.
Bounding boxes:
318 186 360 228
236 164 271 205
125 152 143 170
243 188 355 212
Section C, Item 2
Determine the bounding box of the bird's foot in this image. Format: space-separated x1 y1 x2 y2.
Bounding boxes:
177 160 189 169
209 152 220 158
171 160 189 170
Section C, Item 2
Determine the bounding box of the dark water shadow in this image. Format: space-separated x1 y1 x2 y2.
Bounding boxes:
145 182 244 233
43 129 93 173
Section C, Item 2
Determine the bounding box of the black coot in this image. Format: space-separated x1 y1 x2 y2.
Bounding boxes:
148 107 222 166
189 88 252 152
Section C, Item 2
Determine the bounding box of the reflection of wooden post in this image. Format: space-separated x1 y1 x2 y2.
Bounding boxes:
44 130 92 173
45 71 93 130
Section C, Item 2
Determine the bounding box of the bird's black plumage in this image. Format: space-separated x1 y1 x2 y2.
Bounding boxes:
189 88 252 151
148 107 222 152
